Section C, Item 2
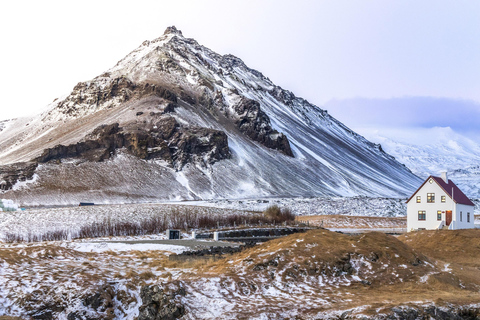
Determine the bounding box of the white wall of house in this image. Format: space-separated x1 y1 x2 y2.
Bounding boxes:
407 179 474 231
452 203 475 229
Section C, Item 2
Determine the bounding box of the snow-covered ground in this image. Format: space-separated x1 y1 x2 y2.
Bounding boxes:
0 238 190 318
1 197 479 242
0 203 253 242
199 196 410 217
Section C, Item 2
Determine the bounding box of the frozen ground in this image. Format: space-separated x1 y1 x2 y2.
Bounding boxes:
1 200 480 319
0 238 191 318
195 196 409 216
1 197 479 241
200 196 480 216
0 203 253 241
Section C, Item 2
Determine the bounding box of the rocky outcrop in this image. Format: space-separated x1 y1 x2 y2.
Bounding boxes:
138 285 185 320
66 285 116 320
35 117 230 170
0 162 37 190
376 305 480 320
52 76 177 118
0 115 230 191
232 97 293 157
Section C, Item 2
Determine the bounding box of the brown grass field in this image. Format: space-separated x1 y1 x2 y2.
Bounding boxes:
2 227 480 318
181 228 480 318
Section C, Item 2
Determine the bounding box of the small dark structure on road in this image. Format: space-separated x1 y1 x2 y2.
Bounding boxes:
79 202 95 206
167 229 181 240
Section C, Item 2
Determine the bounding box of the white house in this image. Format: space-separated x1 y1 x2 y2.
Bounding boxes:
406 172 475 231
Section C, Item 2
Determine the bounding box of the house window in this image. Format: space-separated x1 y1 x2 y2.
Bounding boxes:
418 211 426 220
416 196 421 203
441 196 446 203
427 193 435 203
468 212 470 223
437 210 442 220
460 211 462 222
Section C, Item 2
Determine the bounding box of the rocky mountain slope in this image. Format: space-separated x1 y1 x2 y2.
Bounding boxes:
0 27 421 205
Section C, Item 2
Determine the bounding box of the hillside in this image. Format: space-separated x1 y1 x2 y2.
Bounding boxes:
0 27 421 205
2 228 480 319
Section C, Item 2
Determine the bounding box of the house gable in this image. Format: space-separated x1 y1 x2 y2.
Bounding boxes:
406 176 438 204
406 175 474 207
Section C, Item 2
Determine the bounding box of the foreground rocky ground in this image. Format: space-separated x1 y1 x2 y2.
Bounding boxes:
1 227 480 319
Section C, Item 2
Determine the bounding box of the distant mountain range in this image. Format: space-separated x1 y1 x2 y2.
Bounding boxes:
360 126 480 199
0 27 421 206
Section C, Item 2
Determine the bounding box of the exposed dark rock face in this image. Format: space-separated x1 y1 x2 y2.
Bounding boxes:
53 76 177 118
0 162 37 190
138 285 185 320
170 242 256 260
232 97 293 157
35 117 230 170
67 285 116 320
0 114 230 191
376 305 480 320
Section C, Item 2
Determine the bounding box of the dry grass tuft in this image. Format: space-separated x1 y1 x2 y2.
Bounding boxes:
138 270 156 280
398 229 480 267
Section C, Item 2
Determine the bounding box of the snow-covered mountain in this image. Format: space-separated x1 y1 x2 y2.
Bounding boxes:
360 126 480 199
0 27 421 205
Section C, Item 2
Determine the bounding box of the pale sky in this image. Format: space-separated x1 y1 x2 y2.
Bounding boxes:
1 0 479 132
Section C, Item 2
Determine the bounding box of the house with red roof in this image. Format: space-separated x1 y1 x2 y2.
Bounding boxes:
406 172 475 231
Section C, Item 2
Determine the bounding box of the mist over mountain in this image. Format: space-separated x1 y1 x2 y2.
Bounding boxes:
357 126 480 199
325 97 480 139
0 27 421 205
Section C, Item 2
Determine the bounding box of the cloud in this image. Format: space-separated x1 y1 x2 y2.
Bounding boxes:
323 97 480 137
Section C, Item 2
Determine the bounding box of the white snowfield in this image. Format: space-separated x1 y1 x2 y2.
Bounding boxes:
0 203 251 241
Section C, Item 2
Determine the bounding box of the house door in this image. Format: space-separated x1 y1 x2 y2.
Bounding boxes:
446 210 452 226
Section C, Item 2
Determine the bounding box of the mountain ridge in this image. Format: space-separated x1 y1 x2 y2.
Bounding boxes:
0 26 421 205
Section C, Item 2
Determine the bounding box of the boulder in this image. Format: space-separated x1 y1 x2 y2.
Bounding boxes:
232 97 293 157
0 162 37 190
138 285 185 320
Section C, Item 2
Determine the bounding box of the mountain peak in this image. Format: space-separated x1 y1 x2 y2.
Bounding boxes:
163 26 183 36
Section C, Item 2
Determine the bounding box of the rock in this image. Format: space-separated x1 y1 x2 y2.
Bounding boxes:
164 26 183 36
0 162 37 190
52 77 177 119
138 285 185 320
381 305 480 320
67 284 116 320
34 117 230 172
170 127 230 170
232 97 293 157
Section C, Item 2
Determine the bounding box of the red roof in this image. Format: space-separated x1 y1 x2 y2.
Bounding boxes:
407 175 475 206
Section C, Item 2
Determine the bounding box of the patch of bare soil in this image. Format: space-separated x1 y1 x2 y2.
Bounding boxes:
297 214 406 229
